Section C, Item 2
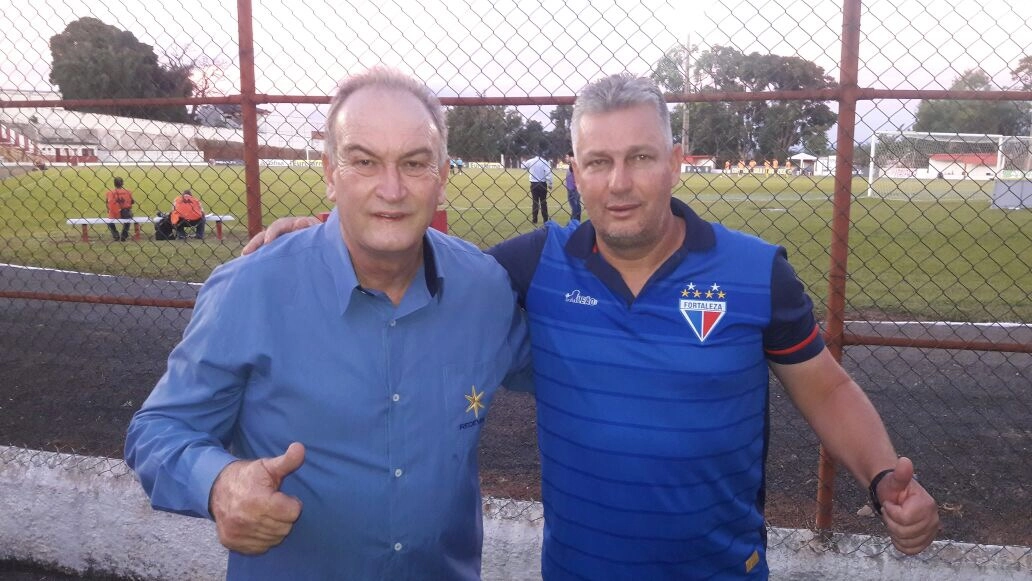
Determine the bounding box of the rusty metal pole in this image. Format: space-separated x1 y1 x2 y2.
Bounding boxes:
682 33 691 153
237 0 262 237
816 0 863 531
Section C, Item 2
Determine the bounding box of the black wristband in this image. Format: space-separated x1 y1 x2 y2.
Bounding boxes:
868 468 895 516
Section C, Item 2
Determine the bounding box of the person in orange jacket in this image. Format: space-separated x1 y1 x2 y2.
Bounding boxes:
171 189 206 240
105 177 135 241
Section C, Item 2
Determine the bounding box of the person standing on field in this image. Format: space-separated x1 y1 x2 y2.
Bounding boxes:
564 150 581 223
521 152 553 224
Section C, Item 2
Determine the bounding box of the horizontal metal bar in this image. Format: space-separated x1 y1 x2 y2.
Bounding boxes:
842 333 1032 354
5 87 1030 111
0 291 194 309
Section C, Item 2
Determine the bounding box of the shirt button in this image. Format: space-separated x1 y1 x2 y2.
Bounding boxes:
392 393 400 402
394 542 403 551
394 468 403 477
389 320 396 327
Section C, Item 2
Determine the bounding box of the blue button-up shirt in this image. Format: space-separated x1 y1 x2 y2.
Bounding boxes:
125 209 532 580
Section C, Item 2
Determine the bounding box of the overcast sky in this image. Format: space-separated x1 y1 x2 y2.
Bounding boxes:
2 0 1029 144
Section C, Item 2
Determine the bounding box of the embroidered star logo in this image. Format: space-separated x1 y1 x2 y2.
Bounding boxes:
465 385 485 418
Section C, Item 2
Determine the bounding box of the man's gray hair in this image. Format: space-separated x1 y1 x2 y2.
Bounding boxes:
571 73 673 150
324 66 448 166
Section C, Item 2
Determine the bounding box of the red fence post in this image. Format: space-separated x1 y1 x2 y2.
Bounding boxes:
430 209 448 233
237 0 262 239
815 0 864 532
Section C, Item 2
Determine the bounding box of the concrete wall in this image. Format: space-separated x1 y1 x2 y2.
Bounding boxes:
1 446 1029 580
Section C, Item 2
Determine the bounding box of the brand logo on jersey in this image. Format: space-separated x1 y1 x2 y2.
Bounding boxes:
565 289 598 306
679 282 727 342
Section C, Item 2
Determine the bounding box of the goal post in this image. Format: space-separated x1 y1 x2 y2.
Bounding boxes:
866 131 1032 201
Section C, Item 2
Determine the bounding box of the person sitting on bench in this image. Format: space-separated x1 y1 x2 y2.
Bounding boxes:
105 177 135 242
171 189 206 240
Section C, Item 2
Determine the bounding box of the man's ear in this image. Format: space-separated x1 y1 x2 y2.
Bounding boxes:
323 154 336 202
669 143 683 178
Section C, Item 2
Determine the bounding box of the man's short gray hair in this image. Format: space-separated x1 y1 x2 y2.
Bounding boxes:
324 66 448 166
571 73 673 151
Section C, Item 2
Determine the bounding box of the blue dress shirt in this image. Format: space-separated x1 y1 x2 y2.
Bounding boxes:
125 208 532 580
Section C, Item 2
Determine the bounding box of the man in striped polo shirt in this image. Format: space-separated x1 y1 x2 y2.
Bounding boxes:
487 73 940 579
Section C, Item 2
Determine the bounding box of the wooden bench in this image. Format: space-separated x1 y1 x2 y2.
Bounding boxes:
66 215 236 242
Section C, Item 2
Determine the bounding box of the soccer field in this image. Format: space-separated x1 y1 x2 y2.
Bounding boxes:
1 165 1029 321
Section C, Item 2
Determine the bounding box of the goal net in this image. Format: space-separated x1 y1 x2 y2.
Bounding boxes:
867 131 1032 201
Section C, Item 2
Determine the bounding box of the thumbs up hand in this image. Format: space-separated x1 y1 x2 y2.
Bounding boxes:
209 442 306 554
875 456 941 555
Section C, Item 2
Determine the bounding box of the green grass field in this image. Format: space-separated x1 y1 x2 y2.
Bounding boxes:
1 165 1029 321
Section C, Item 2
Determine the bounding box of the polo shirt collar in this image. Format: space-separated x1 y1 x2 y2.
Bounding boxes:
321 208 441 315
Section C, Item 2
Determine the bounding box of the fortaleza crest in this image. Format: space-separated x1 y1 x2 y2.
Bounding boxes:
679 282 727 343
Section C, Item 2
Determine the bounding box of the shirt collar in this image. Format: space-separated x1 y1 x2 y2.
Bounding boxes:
564 197 715 259
321 208 441 315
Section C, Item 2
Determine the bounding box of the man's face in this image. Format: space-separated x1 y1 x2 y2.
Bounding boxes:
323 87 447 262
573 104 681 252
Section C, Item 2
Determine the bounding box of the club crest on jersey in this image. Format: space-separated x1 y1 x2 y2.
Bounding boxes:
679 282 727 343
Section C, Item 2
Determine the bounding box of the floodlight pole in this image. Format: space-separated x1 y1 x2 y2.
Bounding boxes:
867 136 877 197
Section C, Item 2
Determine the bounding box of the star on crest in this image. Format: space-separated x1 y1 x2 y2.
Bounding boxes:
465 385 485 418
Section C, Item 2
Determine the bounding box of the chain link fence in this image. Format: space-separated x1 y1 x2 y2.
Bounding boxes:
1 0 1030 573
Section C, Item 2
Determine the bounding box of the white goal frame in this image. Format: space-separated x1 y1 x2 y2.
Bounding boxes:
866 131 1032 197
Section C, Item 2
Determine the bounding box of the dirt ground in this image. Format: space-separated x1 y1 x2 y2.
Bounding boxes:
1 264 1029 578
0 167 36 180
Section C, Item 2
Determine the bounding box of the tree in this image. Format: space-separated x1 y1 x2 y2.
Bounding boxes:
913 69 1030 136
853 141 873 168
514 119 550 158
1012 55 1032 91
652 45 837 163
547 104 573 156
651 45 700 151
163 45 232 121
49 17 193 123
446 104 523 162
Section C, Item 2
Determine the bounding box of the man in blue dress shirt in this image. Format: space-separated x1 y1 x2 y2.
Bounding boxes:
124 67 532 580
